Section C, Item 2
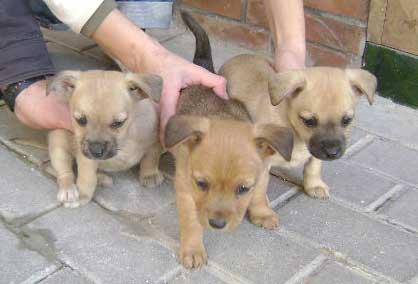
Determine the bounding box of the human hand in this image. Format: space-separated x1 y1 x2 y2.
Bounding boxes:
14 80 72 130
142 47 227 143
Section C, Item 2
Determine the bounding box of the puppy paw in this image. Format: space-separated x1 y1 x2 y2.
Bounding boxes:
139 171 164 188
57 185 80 208
98 173 113 188
305 183 330 200
249 209 279 230
179 244 208 269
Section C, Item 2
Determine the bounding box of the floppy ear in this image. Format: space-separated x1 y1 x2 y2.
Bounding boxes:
254 124 294 161
268 71 306 106
47 70 81 98
164 115 210 149
125 73 163 102
345 69 377 105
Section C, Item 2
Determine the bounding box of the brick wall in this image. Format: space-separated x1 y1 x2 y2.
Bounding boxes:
179 0 370 67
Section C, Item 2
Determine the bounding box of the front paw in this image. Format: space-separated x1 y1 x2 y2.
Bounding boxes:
249 209 279 230
179 242 208 269
57 185 80 208
139 171 164 188
304 181 330 200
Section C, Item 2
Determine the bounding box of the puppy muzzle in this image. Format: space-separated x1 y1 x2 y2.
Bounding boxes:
309 137 346 161
83 140 117 160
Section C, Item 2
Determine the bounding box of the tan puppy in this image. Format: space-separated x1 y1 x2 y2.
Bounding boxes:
220 54 377 199
164 13 294 269
47 70 164 207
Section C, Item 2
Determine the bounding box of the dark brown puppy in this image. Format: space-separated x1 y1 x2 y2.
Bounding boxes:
165 12 294 269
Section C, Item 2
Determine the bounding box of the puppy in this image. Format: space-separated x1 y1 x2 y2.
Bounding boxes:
47 70 164 207
219 54 377 199
164 12 294 269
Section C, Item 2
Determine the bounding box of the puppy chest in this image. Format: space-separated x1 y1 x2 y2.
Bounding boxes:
98 142 146 172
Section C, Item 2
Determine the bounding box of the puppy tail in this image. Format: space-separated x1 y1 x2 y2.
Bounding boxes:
181 11 215 73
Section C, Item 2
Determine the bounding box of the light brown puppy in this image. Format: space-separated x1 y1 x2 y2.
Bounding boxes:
220 54 377 199
164 13 294 269
47 70 164 207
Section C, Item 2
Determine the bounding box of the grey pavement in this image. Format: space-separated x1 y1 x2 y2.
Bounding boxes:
0 20 417 284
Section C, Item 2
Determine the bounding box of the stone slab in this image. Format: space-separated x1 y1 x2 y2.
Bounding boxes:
205 221 319 284
40 267 94 284
0 222 59 284
306 260 373 284
278 195 418 282
27 203 179 284
169 269 227 284
0 144 58 224
350 138 418 185
322 160 397 208
380 188 418 231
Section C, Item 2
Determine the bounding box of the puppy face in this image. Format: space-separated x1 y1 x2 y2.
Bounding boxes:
48 71 162 160
269 67 377 160
166 116 293 231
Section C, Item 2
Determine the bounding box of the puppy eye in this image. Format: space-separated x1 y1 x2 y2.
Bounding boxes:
236 185 251 195
196 179 209 191
76 116 87 127
300 116 317 128
110 120 126 129
341 116 353 127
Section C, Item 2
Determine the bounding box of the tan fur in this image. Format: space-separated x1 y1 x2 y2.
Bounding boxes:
47 70 164 208
165 85 293 269
220 54 377 199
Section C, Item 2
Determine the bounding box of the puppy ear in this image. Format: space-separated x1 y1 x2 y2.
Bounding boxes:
125 73 163 102
268 71 306 106
47 71 81 98
165 115 210 149
254 124 294 161
345 69 377 105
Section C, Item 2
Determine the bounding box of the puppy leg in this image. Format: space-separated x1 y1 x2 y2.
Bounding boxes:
176 183 207 269
139 143 164 188
97 173 113 188
303 156 329 199
48 130 79 208
248 166 279 229
76 152 98 206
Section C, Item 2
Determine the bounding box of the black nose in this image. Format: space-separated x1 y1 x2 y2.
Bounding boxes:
88 142 107 158
209 218 227 229
321 140 342 159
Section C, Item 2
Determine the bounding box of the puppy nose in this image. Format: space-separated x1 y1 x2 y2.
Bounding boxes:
320 140 342 159
209 218 227 229
88 142 107 158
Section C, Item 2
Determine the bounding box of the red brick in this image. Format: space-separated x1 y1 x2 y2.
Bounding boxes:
306 42 361 67
246 0 269 28
182 0 242 20
189 12 270 51
305 11 366 55
304 0 370 21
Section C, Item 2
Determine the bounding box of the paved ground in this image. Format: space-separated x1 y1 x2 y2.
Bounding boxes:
1 20 418 284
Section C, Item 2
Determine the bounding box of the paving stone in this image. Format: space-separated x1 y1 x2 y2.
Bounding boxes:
0 144 58 224
161 32 257 71
0 222 60 284
94 168 175 216
380 188 418 231
322 160 397 208
355 96 418 148
350 138 418 185
47 43 111 71
40 267 94 284
169 269 227 284
267 175 297 205
205 221 319 284
27 203 179 284
278 195 418 282
0 107 49 166
348 127 370 147
306 260 373 284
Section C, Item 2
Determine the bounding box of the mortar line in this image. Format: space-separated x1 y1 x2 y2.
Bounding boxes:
33 266 65 284
283 254 328 284
156 265 183 284
344 134 375 158
304 7 368 27
206 261 255 284
277 228 401 284
364 184 405 212
269 186 300 209
20 264 62 284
